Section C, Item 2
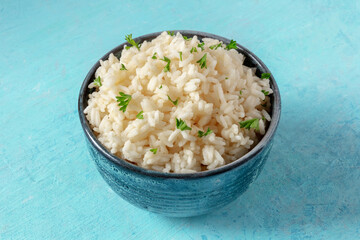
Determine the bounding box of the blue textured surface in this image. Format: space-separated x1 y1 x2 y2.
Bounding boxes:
1 0 359 239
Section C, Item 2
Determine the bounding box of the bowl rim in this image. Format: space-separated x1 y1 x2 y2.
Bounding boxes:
78 30 281 179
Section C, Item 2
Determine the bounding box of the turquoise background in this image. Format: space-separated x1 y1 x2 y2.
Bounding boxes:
1 0 359 239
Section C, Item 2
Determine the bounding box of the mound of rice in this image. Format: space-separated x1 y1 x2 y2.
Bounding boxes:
84 31 272 173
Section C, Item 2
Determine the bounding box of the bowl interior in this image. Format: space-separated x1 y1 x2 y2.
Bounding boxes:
78 30 281 179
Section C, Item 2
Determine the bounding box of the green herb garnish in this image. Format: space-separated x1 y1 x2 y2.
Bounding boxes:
125 34 140 50
94 76 102 87
225 77 228 79
190 47 197 53
197 42 205 51
198 127 213 137
120 64 127 70
196 53 207 69
261 103 267 107
225 40 237 50
136 111 144 119
152 52 157 59
176 118 192 131
209 43 222 50
167 31 175 36
179 51 183 61
150 148 157 154
161 56 171 72
159 85 162 89
262 117 266 121
116 92 132 112
239 118 259 131
261 73 271 79
183 36 191 40
261 90 269 96
167 95 178 106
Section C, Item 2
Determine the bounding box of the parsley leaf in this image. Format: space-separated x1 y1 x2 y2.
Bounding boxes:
167 31 175 36
190 47 197 53
198 127 213 137
152 52 157 59
179 51 182 61
125 34 140 50
197 42 205 51
116 92 132 112
161 56 171 72
167 95 178 106
261 73 271 79
262 116 266 121
120 64 127 70
209 43 222 50
196 53 207 69
261 103 267 107
225 40 237 50
261 90 269 96
159 85 162 89
176 118 192 131
136 111 144 119
150 148 157 154
94 76 102 87
183 36 191 40
239 118 260 131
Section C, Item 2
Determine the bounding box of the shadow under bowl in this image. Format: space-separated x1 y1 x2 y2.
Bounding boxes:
78 30 281 217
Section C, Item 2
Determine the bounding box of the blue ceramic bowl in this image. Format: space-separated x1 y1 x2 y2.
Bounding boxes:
78 30 281 217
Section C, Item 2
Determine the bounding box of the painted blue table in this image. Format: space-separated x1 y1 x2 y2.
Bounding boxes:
1 1 359 239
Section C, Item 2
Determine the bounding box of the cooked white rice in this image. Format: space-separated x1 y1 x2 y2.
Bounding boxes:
84 31 272 173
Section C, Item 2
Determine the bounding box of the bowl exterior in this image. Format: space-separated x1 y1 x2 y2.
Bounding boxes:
85 137 273 217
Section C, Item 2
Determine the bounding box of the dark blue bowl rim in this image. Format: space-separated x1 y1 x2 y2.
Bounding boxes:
78 30 281 179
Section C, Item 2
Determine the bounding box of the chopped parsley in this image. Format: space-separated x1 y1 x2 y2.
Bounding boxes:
225 40 237 50
94 76 102 87
167 95 178 106
261 90 269 96
136 111 144 119
239 118 259 131
197 42 205 51
198 127 213 137
190 47 198 53
152 52 157 59
262 116 266 121
209 43 222 50
125 34 140 50
116 92 132 112
159 85 162 89
261 73 271 79
261 103 267 107
196 53 207 69
183 36 191 41
225 77 229 80
179 51 183 61
167 31 175 36
176 118 192 131
161 56 171 72
150 148 157 154
120 64 127 70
